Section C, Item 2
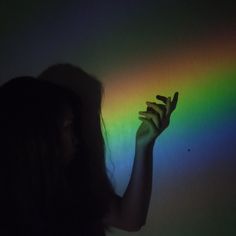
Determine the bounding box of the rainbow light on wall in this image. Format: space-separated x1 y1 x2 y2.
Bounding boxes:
101 31 236 193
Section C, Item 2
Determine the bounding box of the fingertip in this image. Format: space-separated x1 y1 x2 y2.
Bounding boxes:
138 117 145 121
174 91 179 97
173 92 179 104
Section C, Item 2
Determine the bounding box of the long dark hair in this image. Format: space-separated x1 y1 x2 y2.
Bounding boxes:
0 65 115 235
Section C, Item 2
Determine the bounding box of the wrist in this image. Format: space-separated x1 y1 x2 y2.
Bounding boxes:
135 139 155 152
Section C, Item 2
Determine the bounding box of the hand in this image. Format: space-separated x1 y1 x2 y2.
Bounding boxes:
136 92 179 147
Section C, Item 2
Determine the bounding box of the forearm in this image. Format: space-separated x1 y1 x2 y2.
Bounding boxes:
105 92 178 231
120 140 154 228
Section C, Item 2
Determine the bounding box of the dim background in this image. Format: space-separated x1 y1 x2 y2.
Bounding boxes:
1 1 235 235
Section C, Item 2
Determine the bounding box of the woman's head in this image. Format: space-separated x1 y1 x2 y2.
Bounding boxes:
0 76 80 164
0 64 115 234
0 76 83 234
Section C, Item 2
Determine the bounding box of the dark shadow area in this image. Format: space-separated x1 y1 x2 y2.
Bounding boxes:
0 64 115 236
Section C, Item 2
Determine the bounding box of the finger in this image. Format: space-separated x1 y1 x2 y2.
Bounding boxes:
147 104 166 111
139 116 151 123
138 117 157 130
146 102 166 120
156 95 168 104
170 91 179 112
138 116 160 131
139 111 161 129
166 97 171 116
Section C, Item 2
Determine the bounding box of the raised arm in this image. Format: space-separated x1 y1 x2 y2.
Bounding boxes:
103 92 179 231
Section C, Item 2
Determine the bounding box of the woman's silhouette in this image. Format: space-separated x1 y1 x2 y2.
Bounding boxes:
0 64 178 235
